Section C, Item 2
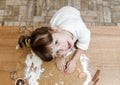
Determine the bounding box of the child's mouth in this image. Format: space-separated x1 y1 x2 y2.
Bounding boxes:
67 41 71 49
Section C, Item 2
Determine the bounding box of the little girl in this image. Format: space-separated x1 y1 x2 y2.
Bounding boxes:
18 6 90 74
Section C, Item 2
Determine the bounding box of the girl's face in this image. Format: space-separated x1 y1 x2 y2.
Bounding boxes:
49 31 74 57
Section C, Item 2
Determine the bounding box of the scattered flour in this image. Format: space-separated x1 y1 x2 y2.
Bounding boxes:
44 72 53 78
55 82 58 85
79 54 92 85
59 81 64 85
49 72 53 76
24 51 44 85
16 44 20 50
64 48 91 85
23 49 91 85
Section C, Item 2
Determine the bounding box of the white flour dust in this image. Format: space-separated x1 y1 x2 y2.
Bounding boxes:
24 51 44 85
23 49 91 85
65 48 91 85
79 54 92 85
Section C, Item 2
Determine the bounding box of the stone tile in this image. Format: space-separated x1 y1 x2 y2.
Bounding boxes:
33 16 45 22
112 0 120 1
0 0 120 26
117 23 120 26
0 22 5 26
85 22 101 26
63 0 69 6
45 16 51 24
13 21 20 26
0 22 2 26
26 0 35 21
4 21 8 26
112 12 120 23
103 6 111 23
39 22 50 26
104 23 116 26
0 0 6 9
67 0 72 6
18 6 27 21
97 5 104 23
6 0 21 5
19 22 26 26
5 5 19 17
111 1 120 5
4 16 18 21
47 10 57 16
34 0 42 16
81 10 97 17
96 0 103 4
59 0 66 7
7 21 14 26
82 16 98 23
20 0 28 5
112 17 120 23
89 0 97 10
53 0 61 9
112 11 120 17
81 0 89 10
32 22 41 26
0 17 3 22
73 0 81 10
0 10 4 16
103 1 110 6
111 5 120 12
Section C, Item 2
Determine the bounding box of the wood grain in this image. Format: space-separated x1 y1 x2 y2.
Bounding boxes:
0 26 120 85
88 26 120 85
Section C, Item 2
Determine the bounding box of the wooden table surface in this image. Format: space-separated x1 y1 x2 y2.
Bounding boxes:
0 26 120 85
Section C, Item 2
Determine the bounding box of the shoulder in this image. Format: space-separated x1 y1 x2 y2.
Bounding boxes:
50 6 81 26
57 6 80 15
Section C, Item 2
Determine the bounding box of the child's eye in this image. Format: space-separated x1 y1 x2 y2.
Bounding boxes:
55 40 59 45
56 50 60 54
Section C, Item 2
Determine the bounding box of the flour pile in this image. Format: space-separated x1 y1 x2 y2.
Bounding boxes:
23 49 91 85
24 51 44 85
65 48 91 85
79 54 91 85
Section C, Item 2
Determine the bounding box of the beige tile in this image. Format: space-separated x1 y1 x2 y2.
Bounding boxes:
81 0 89 10
89 0 97 10
0 0 5 9
0 0 120 26
0 17 3 22
103 6 111 23
6 0 21 5
0 10 4 16
33 16 44 22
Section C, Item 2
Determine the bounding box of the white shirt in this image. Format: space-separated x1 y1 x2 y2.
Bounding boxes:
50 6 90 50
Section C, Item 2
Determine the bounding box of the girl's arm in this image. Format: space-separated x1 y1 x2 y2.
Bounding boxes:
65 48 85 74
55 56 66 72
72 48 85 62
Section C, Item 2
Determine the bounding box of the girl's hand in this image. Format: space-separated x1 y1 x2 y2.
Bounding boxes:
65 59 77 74
64 49 84 74
55 57 66 72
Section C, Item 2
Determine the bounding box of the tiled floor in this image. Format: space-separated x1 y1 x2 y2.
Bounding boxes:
0 0 120 26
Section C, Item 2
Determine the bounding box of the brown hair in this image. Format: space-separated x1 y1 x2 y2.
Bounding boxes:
18 26 53 62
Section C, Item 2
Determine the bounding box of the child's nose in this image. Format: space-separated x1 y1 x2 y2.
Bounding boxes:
59 44 65 50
